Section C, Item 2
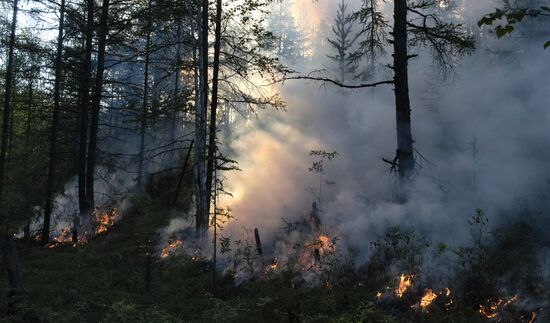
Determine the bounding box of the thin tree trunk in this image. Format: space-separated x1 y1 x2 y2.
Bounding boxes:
43 0 66 245
195 0 209 237
78 0 94 219
86 0 110 211
171 19 182 141
393 0 415 179
205 0 222 224
24 79 32 247
7 85 16 163
0 0 19 205
137 0 153 188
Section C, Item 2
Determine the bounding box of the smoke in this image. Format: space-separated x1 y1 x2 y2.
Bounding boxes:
214 0 550 261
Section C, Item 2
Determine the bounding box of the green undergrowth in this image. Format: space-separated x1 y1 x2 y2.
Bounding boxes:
0 194 486 322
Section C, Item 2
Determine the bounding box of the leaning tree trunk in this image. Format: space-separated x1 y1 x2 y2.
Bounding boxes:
393 0 415 179
43 0 66 245
195 0 209 238
78 0 94 221
86 0 110 211
205 0 222 224
0 0 19 205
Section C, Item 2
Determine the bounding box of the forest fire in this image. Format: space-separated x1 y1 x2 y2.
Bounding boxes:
299 234 336 269
395 274 413 298
315 234 334 256
95 208 117 234
420 289 438 311
478 295 519 319
160 239 183 259
45 208 118 248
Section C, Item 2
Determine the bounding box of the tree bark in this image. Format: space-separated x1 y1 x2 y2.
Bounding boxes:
195 0 209 238
86 0 110 211
137 0 153 188
43 0 66 245
0 0 19 205
78 0 94 219
205 0 222 226
393 0 415 179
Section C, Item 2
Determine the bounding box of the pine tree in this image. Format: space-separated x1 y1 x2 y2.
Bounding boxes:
327 0 359 84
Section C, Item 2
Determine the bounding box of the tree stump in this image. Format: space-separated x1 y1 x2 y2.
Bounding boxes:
254 228 263 257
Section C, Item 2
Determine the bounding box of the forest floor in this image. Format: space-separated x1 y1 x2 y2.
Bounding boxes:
0 192 487 322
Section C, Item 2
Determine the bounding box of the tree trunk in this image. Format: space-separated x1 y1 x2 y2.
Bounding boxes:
195 0 209 238
43 0 66 245
86 0 110 211
78 0 94 220
205 0 222 226
3 236 23 313
393 0 415 179
171 18 182 141
0 0 19 204
137 0 153 188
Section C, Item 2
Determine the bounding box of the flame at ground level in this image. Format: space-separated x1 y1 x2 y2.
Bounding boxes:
420 289 438 310
479 295 519 319
45 208 118 248
395 274 413 298
160 239 183 259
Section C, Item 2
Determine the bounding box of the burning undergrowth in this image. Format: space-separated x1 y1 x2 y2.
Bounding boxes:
156 206 549 321
43 207 119 248
21 169 134 248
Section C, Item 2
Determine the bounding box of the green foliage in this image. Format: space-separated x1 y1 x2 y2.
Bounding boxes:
478 4 550 47
362 226 428 290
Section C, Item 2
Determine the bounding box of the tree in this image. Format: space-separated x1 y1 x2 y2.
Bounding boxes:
205 0 223 228
77 0 95 222
352 0 387 80
137 0 153 188
268 0 303 64
86 0 110 213
289 1 474 186
195 0 209 238
0 0 19 208
42 0 67 245
327 0 359 84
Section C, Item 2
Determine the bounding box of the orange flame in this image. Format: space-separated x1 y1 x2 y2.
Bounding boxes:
95 208 117 234
160 239 183 259
395 274 413 298
478 295 519 319
420 289 438 310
